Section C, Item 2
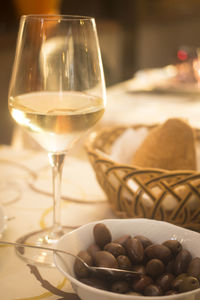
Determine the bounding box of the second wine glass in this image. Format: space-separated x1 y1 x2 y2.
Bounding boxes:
8 14 106 266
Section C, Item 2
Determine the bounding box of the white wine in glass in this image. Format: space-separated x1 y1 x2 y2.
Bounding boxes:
8 15 106 266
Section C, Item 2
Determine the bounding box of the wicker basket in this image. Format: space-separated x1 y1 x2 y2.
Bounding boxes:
86 124 200 231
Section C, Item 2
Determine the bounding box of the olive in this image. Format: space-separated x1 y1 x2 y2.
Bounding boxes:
146 259 165 278
125 237 144 264
145 244 171 263
156 273 175 291
104 242 126 257
187 257 200 280
93 250 118 268
111 280 130 294
74 250 93 278
80 277 108 290
165 259 175 274
163 240 182 256
132 275 153 292
87 244 101 259
117 255 132 270
144 284 163 296
179 276 200 293
134 235 153 249
126 291 143 296
171 273 187 291
113 234 131 247
165 290 178 295
93 223 112 248
174 249 192 275
78 250 93 265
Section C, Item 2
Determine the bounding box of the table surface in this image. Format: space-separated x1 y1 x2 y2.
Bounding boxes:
1 77 199 299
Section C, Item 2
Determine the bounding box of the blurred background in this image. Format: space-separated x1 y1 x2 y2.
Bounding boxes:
1 0 200 145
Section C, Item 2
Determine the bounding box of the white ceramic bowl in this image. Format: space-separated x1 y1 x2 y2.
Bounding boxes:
54 218 200 300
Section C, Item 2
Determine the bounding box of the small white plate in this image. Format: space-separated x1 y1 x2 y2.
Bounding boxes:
0 205 6 236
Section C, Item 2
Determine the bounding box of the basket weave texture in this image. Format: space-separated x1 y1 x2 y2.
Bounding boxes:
86 125 200 231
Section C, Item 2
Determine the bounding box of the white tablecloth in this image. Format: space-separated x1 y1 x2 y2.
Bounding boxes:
0 145 115 300
104 77 200 129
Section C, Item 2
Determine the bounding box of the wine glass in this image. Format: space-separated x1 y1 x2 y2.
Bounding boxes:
8 15 106 266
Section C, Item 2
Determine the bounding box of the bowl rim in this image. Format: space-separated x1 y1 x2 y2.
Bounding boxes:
54 218 200 299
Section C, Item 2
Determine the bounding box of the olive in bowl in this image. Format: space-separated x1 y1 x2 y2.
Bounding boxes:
54 218 200 300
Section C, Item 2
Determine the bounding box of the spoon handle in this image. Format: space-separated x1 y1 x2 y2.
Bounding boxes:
0 240 72 256
0 240 141 278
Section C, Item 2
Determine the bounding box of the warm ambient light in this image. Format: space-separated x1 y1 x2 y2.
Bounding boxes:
177 49 188 61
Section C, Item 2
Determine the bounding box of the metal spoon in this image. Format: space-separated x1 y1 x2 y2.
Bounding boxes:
0 240 141 279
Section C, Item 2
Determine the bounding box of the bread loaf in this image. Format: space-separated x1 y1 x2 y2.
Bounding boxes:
132 118 196 170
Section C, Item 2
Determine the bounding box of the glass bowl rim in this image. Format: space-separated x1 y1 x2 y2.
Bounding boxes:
21 14 95 21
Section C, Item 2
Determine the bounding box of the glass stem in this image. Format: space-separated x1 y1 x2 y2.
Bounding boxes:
48 153 65 236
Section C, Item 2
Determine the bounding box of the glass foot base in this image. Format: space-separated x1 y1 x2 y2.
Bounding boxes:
15 227 70 267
